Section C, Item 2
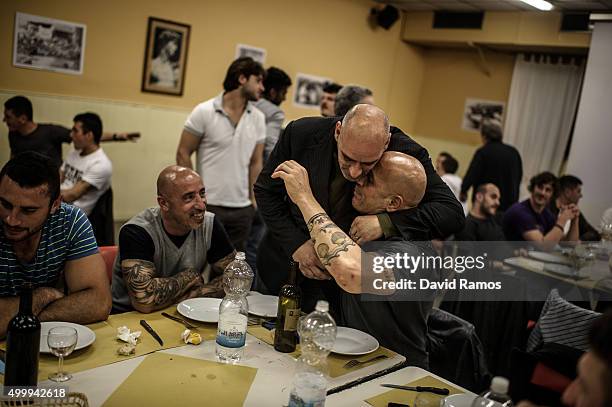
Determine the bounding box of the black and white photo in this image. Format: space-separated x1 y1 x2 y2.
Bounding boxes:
13 12 86 75
142 17 190 96
462 98 505 132
293 73 332 109
235 44 266 64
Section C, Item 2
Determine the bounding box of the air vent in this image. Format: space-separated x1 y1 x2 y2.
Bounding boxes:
433 11 484 29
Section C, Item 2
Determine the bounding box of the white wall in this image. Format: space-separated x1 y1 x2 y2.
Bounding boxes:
566 22 612 226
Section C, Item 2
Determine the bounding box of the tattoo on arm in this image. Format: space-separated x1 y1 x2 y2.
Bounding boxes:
307 213 356 266
122 260 200 308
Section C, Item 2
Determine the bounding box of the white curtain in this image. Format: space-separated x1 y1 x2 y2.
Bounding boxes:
504 54 584 199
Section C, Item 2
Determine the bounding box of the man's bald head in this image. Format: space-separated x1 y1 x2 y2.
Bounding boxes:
156 165 201 197
376 152 426 209
340 104 390 145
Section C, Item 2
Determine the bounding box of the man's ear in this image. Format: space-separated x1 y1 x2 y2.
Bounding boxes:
386 195 403 212
383 133 391 151
334 122 342 142
50 196 62 214
157 195 169 211
238 74 247 86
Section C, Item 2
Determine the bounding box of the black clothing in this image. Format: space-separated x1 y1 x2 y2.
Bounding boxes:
461 141 523 212
254 116 465 293
119 217 233 264
548 202 601 241
9 124 71 167
455 213 506 241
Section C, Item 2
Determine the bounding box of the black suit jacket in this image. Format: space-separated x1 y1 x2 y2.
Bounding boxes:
254 116 464 292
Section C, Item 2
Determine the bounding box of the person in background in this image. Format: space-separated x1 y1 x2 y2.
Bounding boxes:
503 172 579 245
60 112 112 217
333 85 374 117
435 151 467 215
319 82 342 117
0 152 111 339
461 118 522 212
111 166 235 314
549 175 600 242
176 57 266 252
455 183 505 241
3 95 139 168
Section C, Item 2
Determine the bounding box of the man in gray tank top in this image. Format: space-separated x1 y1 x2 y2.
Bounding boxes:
111 166 235 313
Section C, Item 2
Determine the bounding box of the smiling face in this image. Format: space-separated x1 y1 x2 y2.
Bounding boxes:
158 169 207 234
531 182 555 210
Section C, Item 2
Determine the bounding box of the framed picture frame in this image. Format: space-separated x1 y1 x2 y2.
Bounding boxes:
13 12 86 75
293 73 332 109
235 43 266 64
141 17 190 96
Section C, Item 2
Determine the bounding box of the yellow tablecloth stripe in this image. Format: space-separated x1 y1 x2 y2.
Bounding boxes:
247 325 399 378
365 375 464 407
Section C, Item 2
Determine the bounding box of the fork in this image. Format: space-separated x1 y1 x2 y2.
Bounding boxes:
343 354 388 369
161 312 198 329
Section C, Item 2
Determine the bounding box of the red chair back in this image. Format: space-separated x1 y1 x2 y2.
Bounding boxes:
99 245 118 283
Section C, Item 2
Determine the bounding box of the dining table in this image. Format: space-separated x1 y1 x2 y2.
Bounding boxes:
1 303 470 406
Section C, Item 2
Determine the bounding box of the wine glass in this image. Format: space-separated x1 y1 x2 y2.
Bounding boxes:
47 326 78 382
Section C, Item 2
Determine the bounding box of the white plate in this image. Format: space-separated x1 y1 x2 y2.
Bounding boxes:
528 251 571 265
443 394 477 407
248 295 278 318
544 263 588 279
177 298 222 323
40 322 96 353
331 327 379 356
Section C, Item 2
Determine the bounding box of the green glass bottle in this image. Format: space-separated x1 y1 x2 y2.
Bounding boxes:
274 261 302 353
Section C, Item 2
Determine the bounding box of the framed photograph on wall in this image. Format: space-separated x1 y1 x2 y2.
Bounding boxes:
293 73 332 109
462 98 505 132
235 44 266 64
142 17 190 96
13 12 86 75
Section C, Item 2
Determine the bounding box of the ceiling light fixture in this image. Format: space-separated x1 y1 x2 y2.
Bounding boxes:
518 0 554 11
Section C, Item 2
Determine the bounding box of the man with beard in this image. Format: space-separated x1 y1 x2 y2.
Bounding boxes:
456 183 505 241
176 57 266 251
549 175 600 242
272 152 433 368
0 152 111 339
320 82 342 117
111 166 235 313
503 172 579 244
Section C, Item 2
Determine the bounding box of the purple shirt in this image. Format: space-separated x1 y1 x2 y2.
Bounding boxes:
503 199 556 241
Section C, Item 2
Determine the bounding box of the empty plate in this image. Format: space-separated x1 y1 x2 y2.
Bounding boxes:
177 298 222 323
528 251 572 265
248 295 278 318
40 322 96 353
332 327 379 355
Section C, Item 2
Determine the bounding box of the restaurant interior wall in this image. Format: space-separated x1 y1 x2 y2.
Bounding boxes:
0 0 426 220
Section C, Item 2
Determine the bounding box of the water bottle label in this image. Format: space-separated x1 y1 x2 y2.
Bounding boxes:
288 394 325 407
216 314 247 348
284 308 300 331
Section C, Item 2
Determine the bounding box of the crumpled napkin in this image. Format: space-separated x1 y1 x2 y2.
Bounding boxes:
117 326 141 345
181 329 202 345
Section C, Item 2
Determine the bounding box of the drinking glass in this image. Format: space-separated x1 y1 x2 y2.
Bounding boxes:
47 326 78 382
414 392 445 407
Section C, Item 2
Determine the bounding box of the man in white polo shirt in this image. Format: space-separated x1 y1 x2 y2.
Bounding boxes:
176 57 266 251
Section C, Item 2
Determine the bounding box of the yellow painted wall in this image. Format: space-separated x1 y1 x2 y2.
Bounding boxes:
0 0 426 219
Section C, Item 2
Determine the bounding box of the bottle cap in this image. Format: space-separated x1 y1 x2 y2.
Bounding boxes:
315 300 329 313
490 376 509 394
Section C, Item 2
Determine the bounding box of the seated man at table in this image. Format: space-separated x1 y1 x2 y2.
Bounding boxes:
0 152 111 339
455 183 505 242
272 152 433 368
503 172 579 247
111 165 235 314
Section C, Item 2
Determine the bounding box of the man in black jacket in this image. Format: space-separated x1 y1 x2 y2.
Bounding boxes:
254 104 464 306
460 118 522 211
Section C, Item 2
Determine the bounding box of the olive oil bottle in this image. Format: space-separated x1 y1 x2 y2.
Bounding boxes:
273 261 302 353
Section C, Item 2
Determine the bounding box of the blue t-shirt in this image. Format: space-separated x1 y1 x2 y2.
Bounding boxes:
0 203 98 296
503 199 556 241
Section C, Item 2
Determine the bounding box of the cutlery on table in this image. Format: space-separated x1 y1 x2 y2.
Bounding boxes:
381 384 450 395
161 312 197 329
140 320 164 346
343 354 388 369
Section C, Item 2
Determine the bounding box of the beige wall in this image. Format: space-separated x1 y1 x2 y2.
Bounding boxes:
0 0 426 219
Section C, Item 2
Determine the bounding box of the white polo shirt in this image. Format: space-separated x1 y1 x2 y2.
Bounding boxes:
184 93 265 207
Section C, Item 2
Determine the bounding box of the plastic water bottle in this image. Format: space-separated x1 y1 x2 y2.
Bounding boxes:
288 300 337 407
215 252 253 363
471 377 514 407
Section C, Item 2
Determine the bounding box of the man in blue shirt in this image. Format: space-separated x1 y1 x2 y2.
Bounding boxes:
0 152 111 339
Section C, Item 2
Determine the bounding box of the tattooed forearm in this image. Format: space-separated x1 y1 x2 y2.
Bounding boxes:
316 231 356 266
122 259 200 311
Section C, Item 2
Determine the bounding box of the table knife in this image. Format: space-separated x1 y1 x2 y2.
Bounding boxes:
140 319 164 346
381 384 450 395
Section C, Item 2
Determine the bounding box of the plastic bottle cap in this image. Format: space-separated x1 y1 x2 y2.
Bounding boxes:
490 376 509 394
315 300 329 313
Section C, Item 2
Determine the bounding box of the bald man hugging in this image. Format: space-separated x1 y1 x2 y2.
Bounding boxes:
273 151 435 369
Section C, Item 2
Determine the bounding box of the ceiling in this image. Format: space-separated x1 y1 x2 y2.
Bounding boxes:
380 0 612 12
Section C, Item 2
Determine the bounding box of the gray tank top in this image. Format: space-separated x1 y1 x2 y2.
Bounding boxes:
111 207 214 312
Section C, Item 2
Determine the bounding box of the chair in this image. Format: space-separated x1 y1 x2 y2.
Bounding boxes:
88 187 115 246
99 245 118 283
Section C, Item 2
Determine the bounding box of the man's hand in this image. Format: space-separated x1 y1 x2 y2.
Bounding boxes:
116 132 141 142
349 215 383 244
558 204 577 225
33 287 64 315
271 160 313 205
292 240 331 280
